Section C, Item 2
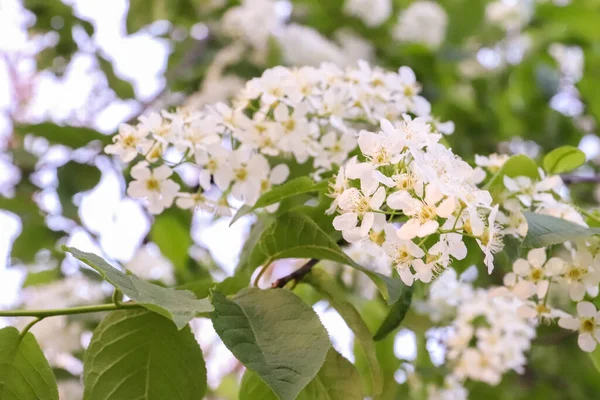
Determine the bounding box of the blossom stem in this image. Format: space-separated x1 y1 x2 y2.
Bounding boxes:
577 206 600 225
20 317 43 337
272 259 320 288
112 289 123 307
254 260 272 286
0 302 141 319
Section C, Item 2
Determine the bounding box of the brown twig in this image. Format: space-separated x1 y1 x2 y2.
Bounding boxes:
561 174 600 185
271 259 320 288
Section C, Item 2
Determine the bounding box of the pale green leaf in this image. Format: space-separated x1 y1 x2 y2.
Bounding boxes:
210 288 331 400
485 155 540 194
522 211 600 248
230 177 327 225
244 212 403 304
83 309 206 399
304 269 383 397
0 327 59 400
240 348 362 400
543 146 586 174
64 247 212 329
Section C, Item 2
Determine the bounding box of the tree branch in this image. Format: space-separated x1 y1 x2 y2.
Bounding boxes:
271 259 320 288
561 174 600 185
0 302 141 319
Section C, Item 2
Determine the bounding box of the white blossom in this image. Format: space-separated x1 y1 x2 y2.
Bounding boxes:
127 162 180 214
558 301 600 352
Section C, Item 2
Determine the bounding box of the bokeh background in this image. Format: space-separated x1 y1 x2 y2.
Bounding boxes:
1 0 600 398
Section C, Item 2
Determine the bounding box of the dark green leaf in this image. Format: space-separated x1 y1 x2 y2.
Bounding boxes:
240 348 362 400
373 285 413 341
0 327 59 400
304 269 383 397
84 309 206 399
589 346 600 375
244 211 402 303
150 210 192 279
543 146 586 174
210 288 331 400
64 247 212 329
96 54 136 99
11 220 63 265
57 161 101 220
14 123 112 148
522 211 600 248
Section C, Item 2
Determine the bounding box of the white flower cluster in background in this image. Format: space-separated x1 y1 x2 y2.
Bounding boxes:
328 115 499 285
421 269 536 397
392 1 449 49
107 61 447 217
14 276 105 371
218 0 375 69
343 0 392 27
485 0 533 32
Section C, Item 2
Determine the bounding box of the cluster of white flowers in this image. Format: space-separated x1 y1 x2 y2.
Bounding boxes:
107 61 445 216
343 0 392 27
219 0 374 68
475 154 584 240
328 116 500 286
421 269 536 395
447 287 536 385
426 376 468 400
475 154 600 353
485 0 533 32
392 1 449 49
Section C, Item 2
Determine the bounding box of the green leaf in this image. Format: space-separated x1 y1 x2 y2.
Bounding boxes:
304 269 383 397
265 35 284 68
57 161 101 220
0 327 59 400
210 288 331 400
543 146 586 174
126 0 197 34
14 123 112 148
84 309 206 399
244 211 402 304
11 220 63 265
373 284 413 341
240 348 362 400
522 211 600 248
485 154 540 194
96 53 135 99
230 177 327 225
354 300 402 399
22 268 61 288
150 209 192 279
64 247 213 329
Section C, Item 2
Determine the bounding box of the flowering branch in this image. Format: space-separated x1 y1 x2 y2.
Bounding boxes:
271 259 320 288
561 174 600 185
0 302 141 319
